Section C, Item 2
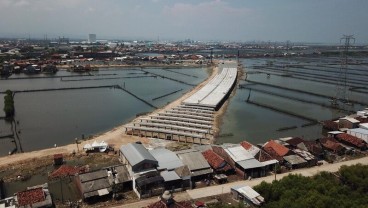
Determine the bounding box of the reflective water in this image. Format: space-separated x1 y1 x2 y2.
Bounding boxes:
0 67 209 156
218 57 367 145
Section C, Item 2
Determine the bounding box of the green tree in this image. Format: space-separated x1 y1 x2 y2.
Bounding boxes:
3 90 14 118
254 165 368 208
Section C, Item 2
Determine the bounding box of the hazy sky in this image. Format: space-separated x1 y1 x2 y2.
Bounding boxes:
0 0 367 43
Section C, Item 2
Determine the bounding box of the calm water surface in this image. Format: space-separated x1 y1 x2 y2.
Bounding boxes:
0 67 209 156
218 57 367 145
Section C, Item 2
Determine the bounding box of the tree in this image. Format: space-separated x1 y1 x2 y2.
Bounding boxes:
3 90 14 118
254 165 368 208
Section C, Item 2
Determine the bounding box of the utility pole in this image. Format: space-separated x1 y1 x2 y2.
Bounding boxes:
75 138 79 152
210 47 213 64
237 49 240 64
333 35 355 109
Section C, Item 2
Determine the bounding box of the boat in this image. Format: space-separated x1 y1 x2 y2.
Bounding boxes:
83 141 108 152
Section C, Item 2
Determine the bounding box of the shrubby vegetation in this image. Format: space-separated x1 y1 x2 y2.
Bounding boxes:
3 90 14 118
254 164 368 208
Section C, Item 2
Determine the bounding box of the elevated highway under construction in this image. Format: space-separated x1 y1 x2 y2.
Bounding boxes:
125 61 238 144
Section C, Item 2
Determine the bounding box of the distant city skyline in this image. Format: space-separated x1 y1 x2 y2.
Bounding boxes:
0 0 367 43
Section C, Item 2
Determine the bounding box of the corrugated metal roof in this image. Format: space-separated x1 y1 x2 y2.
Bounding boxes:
348 128 368 135
160 170 181 182
177 151 211 171
260 159 278 166
283 155 307 165
232 185 264 206
224 145 253 162
232 185 260 199
347 128 368 142
149 148 184 171
120 143 157 167
240 141 260 157
340 117 360 123
237 158 264 169
81 178 111 194
191 168 213 177
79 169 108 183
359 123 368 130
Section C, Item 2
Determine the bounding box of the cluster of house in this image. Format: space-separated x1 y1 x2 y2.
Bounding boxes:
77 137 320 201
2 109 367 206
41 134 335 204
322 109 368 157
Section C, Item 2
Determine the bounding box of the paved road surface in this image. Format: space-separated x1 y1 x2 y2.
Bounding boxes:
112 156 368 207
186 156 368 199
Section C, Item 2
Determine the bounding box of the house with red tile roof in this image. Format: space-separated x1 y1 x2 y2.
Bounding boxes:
15 183 53 208
262 140 292 163
319 137 346 155
336 133 367 151
202 150 232 173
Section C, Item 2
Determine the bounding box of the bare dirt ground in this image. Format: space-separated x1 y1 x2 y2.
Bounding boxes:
0 63 219 169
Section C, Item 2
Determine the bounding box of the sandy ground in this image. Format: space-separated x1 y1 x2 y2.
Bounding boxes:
0 63 220 169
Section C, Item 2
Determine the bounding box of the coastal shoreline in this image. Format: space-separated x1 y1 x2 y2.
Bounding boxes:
0 62 221 169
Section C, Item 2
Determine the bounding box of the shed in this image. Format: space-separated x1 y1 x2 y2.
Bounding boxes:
53 154 63 166
283 155 308 169
120 143 158 173
135 174 165 198
76 170 112 200
292 149 317 167
176 149 212 179
237 158 264 170
339 117 360 129
149 148 184 171
231 185 264 206
160 170 184 190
